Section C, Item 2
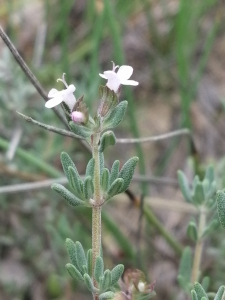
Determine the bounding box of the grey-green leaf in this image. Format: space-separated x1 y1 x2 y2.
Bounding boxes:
191 290 198 300
187 222 198 242
192 183 205 206
110 160 120 185
178 247 192 289
51 183 84 207
66 263 83 281
100 269 112 292
214 286 225 300
94 256 104 283
99 131 116 152
101 168 110 193
76 241 87 272
69 121 92 138
60 152 77 181
118 157 139 192
216 191 225 229
201 219 219 238
111 264 124 286
194 282 208 300
68 166 83 197
177 170 192 203
83 273 96 292
87 249 92 276
86 158 95 178
65 239 79 270
99 291 115 300
107 178 124 200
84 176 94 200
103 100 128 130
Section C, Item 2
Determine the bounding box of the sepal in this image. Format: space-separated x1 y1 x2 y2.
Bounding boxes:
98 85 118 117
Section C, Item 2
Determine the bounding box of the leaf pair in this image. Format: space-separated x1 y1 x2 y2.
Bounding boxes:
52 152 95 207
101 157 139 201
178 166 216 207
94 255 124 293
191 283 225 300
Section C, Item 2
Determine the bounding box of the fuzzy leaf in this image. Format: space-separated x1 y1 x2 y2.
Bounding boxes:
100 269 112 292
99 131 116 152
194 283 208 300
101 168 110 193
84 176 94 200
216 191 225 229
66 263 83 281
99 291 115 300
110 160 120 185
83 273 97 292
177 170 192 202
94 256 104 283
214 286 225 300
65 239 79 270
187 222 198 242
76 241 87 272
86 158 95 178
191 290 198 300
51 183 84 207
178 247 192 289
68 166 83 197
69 121 92 138
107 178 124 200
103 100 128 130
87 249 92 276
60 152 77 181
201 277 210 292
205 165 214 184
118 157 139 192
111 264 124 286
192 183 205 205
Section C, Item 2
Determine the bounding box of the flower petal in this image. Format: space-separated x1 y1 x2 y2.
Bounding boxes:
48 88 59 97
99 73 107 79
104 71 121 92
117 65 133 80
64 93 76 110
121 79 139 86
45 96 63 108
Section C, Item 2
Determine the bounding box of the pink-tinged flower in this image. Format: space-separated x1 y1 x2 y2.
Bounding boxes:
45 73 76 110
71 111 85 124
99 62 139 92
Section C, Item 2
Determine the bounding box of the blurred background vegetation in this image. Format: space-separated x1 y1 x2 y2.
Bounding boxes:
0 0 225 299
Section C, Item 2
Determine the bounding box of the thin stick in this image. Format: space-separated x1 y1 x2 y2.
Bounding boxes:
17 112 84 140
116 128 190 144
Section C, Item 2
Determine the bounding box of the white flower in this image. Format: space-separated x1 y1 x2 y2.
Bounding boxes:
45 73 76 110
99 62 139 92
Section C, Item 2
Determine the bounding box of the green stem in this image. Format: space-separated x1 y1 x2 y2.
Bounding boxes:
92 133 102 299
143 204 183 256
191 206 206 283
0 137 61 178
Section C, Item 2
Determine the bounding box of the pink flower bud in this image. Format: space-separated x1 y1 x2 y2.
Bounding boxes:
71 111 85 124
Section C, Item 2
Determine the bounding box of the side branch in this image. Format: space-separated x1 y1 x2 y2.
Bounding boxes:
116 128 190 144
17 112 83 140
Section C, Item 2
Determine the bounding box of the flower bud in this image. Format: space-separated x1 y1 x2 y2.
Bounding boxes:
71 111 85 124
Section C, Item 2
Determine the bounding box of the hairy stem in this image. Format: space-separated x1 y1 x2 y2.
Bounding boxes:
92 133 102 299
191 206 206 283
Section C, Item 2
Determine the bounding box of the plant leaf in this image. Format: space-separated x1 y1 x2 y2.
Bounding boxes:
103 100 128 130
177 170 192 202
99 131 116 152
94 256 104 283
110 160 120 185
118 157 139 192
65 263 83 281
51 183 84 207
111 264 124 286
216 191 225 229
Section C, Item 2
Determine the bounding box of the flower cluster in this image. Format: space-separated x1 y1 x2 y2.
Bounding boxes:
45 63 138 124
